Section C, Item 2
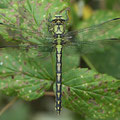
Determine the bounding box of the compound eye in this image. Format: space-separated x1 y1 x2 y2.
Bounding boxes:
52 20 55 23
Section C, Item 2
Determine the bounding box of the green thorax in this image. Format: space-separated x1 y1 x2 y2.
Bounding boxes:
50 15 66 38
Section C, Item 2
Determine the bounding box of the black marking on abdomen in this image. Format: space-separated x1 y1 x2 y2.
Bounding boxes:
56 45 62 115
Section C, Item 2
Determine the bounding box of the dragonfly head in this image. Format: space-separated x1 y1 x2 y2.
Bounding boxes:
48 15 67 35
50 15 66 25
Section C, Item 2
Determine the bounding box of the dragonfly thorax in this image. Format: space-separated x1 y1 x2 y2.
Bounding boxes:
49 15 66 37
53 24 64 35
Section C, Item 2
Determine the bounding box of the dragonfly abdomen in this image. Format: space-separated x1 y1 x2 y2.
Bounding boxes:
55 42 62 115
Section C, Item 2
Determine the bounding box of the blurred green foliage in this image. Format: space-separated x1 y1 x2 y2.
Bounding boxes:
105 0 120 9
76 10 120 79
0 99 30 120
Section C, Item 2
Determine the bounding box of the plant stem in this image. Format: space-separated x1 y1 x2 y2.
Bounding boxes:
45 92 55 96
82 55 97 71
0 97 18 116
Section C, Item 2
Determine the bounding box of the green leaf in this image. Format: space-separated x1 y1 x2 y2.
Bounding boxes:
0 45 80 101
0 0 70 101
0 48 53 101
61 68 120 119
0 0 69 43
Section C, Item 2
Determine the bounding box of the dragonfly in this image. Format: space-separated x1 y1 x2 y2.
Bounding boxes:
0 14 120 115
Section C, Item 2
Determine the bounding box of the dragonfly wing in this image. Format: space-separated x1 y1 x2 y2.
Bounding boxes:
0 43 55 53
63 18 120 54
64 18 120 43
63 38 120 55
0 23 53 44
0 22 55 53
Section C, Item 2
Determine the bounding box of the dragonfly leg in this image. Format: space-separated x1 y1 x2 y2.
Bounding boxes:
65 10 69 22
48 13 52 23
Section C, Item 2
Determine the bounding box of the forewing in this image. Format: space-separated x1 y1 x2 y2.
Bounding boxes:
0 22 53 45
0 22 55 53
64 18 120 43
63 18 120 54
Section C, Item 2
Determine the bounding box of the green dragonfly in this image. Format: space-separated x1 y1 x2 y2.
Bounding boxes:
0 14 120 115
